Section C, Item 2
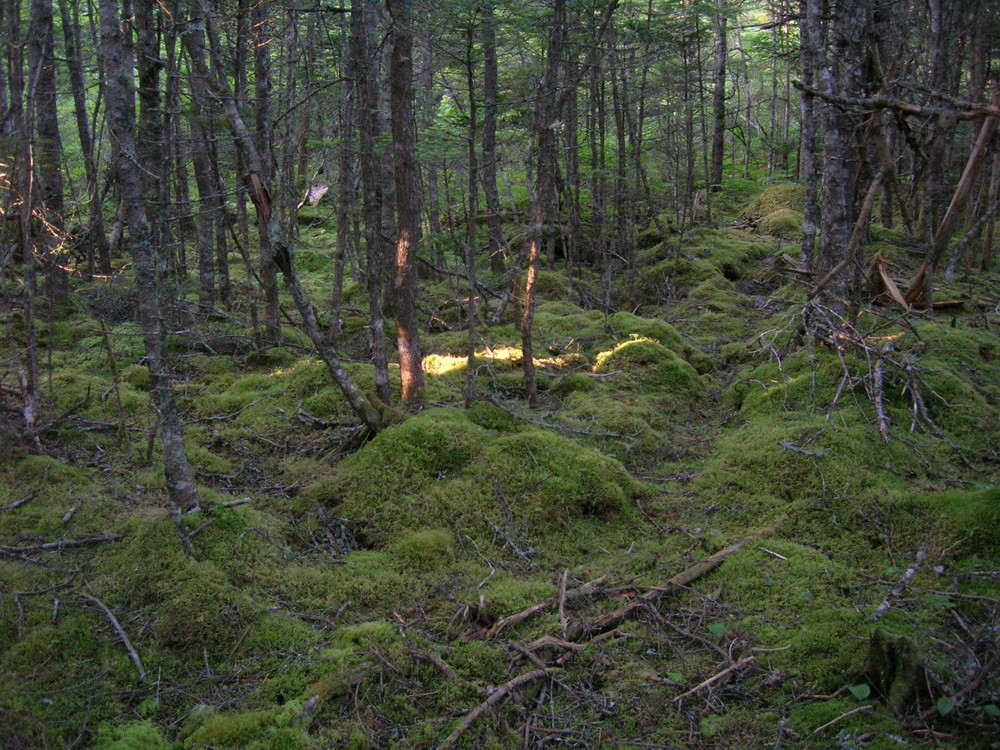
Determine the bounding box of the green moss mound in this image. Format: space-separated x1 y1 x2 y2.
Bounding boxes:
593 338 703 398
759 208 803 237
310 408 641 549
742 183 804 220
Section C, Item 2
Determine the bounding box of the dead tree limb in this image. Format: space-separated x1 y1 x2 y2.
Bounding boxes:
870 544 928 622
565 540 748 641
77 589 147 681
437 668 559 749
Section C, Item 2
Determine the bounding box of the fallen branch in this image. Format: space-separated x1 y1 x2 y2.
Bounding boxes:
566 540 748 641
870 544 928 622
77 589 147 681
671 656 756 703
0 490 37 512
813 704 873 734
778 440 831 458
0 534 121 556
437 668 559 749
475 573 612 640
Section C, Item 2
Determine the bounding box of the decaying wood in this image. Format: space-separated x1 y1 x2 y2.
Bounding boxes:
873 344 891 443
870 544 928 622
437 667 559 749
77 589 147 681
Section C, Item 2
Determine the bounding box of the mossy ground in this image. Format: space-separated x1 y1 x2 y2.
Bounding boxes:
1 204 997 749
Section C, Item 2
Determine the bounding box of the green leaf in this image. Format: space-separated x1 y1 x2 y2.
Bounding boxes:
884 566 903 576
848 684 871 700
937 697 955 716
666 671 685 684
707 623 727 637
798 590 814 600
983 704 1000 718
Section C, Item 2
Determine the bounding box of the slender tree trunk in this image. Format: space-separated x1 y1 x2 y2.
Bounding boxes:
464 21 479 406
522 0 564 408
350 0 391 405
710 3 727 191
252 0 280 340
100 0 201 512
60 0 112 274
798 0 821 270
386 0 425 405
29 0 69 301
480 2 505 273
981 153 999 272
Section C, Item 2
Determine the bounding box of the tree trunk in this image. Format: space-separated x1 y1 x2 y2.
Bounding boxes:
481 2 505 273
387 0 425 406
59 0 112 274
710 3 727 191
523 0 564 408
28 0 68 301
350 0 392 405
183 0 383 434
252 0 280 340
100 0 201 512
798 0 821 270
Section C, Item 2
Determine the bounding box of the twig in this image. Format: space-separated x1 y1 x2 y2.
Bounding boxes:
437 668 559 749
0 490 37 512
759 547 788 560
778 440 831 458
916 652 1000 721
475 573 611 639
77 589 147 682
671 656 756 703
813 705 873 734
566 540 748 641
870 544 928 622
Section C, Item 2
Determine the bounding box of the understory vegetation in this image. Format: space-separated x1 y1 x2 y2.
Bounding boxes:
2 185 998 749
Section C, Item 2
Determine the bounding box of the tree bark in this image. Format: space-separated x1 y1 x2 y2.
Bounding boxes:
350 0 392 405
387 0 425 406
709 3 727 192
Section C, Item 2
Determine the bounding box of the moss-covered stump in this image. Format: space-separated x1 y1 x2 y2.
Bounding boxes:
305 407 641 556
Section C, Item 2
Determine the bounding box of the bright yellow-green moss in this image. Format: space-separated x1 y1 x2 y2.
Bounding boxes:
593 338 703 398
759 208 803 237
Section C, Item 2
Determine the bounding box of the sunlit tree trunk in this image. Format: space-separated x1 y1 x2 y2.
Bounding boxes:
387 0 425 405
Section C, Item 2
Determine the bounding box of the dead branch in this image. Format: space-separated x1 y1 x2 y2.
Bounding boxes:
791 80 1000 120
778 440 831 457
0 534 121 556
671 656 756 703
813 705 874 734
77 589 147 681
566 540 748 641
0 490 37 512
474 573 612 640
870 544 928 622
437 668 559 749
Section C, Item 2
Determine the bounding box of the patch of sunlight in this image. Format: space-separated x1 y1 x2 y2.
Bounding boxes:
423 346 525 376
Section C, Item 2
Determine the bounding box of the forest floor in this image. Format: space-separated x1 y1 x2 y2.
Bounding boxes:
1 185 999 749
